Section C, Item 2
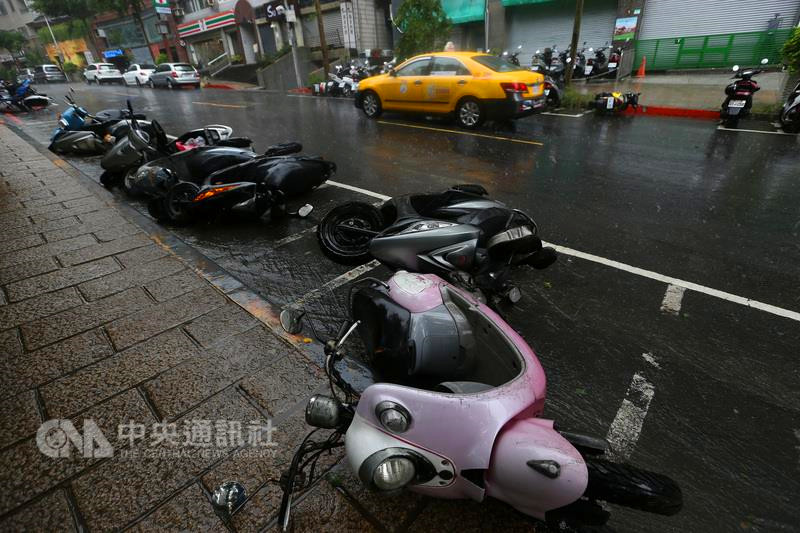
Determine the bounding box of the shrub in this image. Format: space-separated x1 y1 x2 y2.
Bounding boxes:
62 61 78 73
155 52 168 65
782 27 800 72
560 88 594 110
229 54 243 64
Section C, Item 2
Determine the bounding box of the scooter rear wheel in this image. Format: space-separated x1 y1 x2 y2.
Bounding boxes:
583 458 683 516
164 182 200 224
317 202 384 265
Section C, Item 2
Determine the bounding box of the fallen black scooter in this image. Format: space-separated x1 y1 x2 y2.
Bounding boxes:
100 101 247 192
125 117 336 224
317 185 557 305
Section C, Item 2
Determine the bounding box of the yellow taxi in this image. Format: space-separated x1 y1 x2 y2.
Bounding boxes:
354 51 546 128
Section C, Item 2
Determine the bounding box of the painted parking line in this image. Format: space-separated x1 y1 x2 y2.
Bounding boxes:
274 225 317 248
377 120 545 146
541 110 592 118
717 126 797 136
606 372 655 460
191 101 248 109
289 260 381 309
324 180 800 324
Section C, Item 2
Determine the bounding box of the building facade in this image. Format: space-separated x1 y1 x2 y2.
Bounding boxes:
440 0 800 70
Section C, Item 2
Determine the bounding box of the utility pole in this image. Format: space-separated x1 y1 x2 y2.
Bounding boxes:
484 0 489 52
284 1 303 87
42 14 66 67
565 0 583 86
313 0 329 77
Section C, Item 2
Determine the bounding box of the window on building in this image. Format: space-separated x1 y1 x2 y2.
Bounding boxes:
0 1 7 14
182 0 202 14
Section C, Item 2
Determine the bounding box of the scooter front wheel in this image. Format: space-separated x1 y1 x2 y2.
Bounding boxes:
317 202 384 265
164 182 200 224
583 458 683 516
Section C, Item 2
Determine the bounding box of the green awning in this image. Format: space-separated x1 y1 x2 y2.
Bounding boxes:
501 0 554 7
441 0 485 24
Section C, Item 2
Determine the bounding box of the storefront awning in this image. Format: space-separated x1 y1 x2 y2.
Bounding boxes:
177 10 236 39
501 0 554 7
441 0 485 24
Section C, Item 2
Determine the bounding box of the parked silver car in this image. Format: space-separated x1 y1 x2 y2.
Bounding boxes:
33 64 67 84
147 63 201 89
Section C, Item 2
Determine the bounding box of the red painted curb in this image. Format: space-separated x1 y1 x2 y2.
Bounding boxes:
204 83 237 90
288 87 312 95
622 105 720 120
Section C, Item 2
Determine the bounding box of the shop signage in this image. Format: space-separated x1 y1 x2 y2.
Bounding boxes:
177 10 236 38
153 0 171 15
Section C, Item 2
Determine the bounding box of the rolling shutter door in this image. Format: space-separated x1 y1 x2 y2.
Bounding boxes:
639 0 800 39
302 10 345 48
506 0 617 61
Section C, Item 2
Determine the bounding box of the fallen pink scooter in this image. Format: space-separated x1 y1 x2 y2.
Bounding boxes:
278 271 682 530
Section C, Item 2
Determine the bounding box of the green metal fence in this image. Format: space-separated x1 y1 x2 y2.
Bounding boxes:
633 29 792 71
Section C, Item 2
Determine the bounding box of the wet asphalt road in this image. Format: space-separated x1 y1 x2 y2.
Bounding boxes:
7 83 800 533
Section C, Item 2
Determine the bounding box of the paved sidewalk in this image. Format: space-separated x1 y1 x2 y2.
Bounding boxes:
572 71 788 110
0 124 547 531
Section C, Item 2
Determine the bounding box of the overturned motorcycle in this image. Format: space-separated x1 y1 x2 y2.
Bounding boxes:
0 79 55 112
49 92 149 156
317 185 557 305
277 271 683 531
100 104 247 192
125 121 336 224
591 91 640 114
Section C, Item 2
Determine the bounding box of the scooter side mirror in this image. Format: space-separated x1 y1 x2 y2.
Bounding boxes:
279 309 305 335
760 58 769 65
732 65 740 72
298 204 313 218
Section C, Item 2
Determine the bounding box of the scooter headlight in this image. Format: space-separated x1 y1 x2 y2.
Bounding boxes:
58 118 68 128
375 401 410 433
401 221 456 234
372 457 416 491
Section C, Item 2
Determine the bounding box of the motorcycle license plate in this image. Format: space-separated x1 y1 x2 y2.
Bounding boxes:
608 62 617 68
585 66 593 75
544 89 550 95
339 82 346 88
606 97 615 109
729 100 746 108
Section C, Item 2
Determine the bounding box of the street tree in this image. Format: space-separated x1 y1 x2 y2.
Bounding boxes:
395 0 452 60
30 0 102 59
0 30 25 55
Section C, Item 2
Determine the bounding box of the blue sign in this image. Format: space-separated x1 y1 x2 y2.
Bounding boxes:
103 49 123 59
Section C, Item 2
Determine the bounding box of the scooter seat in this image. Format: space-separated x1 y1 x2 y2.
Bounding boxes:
486 225 541 260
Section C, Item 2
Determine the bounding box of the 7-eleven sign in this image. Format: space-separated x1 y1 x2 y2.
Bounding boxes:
153 0 171 14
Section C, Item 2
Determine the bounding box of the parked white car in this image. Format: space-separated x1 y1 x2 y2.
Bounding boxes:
84 63 124 85
123 63 156 86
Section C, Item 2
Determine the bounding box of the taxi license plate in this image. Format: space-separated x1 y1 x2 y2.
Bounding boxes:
729 100 746 108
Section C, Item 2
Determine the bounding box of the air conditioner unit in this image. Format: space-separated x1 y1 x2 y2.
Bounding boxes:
96 28 106 38
173 7 184 16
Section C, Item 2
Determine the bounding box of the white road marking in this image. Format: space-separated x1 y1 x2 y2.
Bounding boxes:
327 180 391 201
544 242 800 323
606 372 655 460
541 110 592 118
641 352 661 369
289 260 380 308
274 225 317 247
717 126 797 136
660 284 686 315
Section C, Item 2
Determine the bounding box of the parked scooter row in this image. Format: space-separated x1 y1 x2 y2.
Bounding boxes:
51 97 337 226
319 60 382 98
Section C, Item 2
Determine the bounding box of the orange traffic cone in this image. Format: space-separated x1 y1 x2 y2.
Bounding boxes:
636 56 646 78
